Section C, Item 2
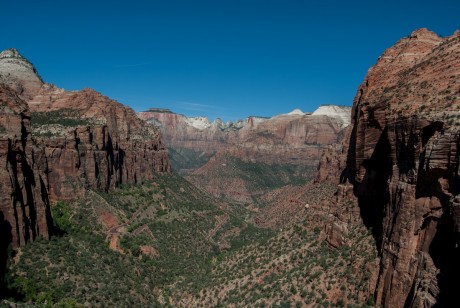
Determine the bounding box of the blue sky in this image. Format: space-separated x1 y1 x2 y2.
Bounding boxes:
1 0 459 121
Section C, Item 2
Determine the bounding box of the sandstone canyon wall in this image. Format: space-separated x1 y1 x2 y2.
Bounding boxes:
0 48 170 253
0 85 52 248
320 29 460 307
29 88 170 201
0 84 53 295
139 105 351 172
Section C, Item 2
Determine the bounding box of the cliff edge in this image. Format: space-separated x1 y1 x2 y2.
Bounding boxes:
320 28 460 307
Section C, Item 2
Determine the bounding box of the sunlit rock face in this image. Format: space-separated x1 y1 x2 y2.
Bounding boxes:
0 48 44 100
28 88 170 201
0 49 171 252
317 28 460 307
138 105 351 172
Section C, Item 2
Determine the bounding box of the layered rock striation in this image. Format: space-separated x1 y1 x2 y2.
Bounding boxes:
0 48 44 100
138 108 244 154
29 89 170 200
320 29 460 307
139 105 351 171
0 49 170 256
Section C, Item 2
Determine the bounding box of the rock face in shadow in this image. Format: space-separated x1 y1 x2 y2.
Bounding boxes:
0 85 52 250
319 29 460 307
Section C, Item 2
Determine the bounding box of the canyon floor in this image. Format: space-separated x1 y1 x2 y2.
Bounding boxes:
3 172 378 307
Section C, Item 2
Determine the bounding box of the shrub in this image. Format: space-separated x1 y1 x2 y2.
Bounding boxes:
52 201 72 232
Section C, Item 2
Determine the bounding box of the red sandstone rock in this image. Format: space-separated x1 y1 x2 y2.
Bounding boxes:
139 106 350 171
0 49 171 253
317 28 460 307
29 88 170 201
0 85 51 248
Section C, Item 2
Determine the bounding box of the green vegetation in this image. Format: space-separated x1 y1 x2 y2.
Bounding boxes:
167 147 213 174
31 109 91 127
3 172 377 307
188 155 316 206
3 173 277 306
52 201 72 232
234 159 311 188
6 235 159 306
182 220 377 306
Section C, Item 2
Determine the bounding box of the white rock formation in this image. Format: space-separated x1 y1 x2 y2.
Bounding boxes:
185 116 212 130
286 108 305 116
0 48 44 99
311 105 351 127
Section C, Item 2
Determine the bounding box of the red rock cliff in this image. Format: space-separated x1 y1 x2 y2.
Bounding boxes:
335 29 460 307
0 49 170 248
29 88 170 200
0 85 52 249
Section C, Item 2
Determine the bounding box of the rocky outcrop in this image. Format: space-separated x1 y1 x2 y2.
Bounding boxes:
311 105 351 128
0 49 44 100
324 28 460 307
29 89 170 200
0 84 52 250
315 115 352 184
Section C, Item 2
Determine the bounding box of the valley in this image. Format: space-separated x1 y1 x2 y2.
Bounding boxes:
1 27 460 307
4 174 377 307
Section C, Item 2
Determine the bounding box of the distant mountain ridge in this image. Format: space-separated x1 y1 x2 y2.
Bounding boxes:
138 105 351 206
140 105 351 131
138 104 351 174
